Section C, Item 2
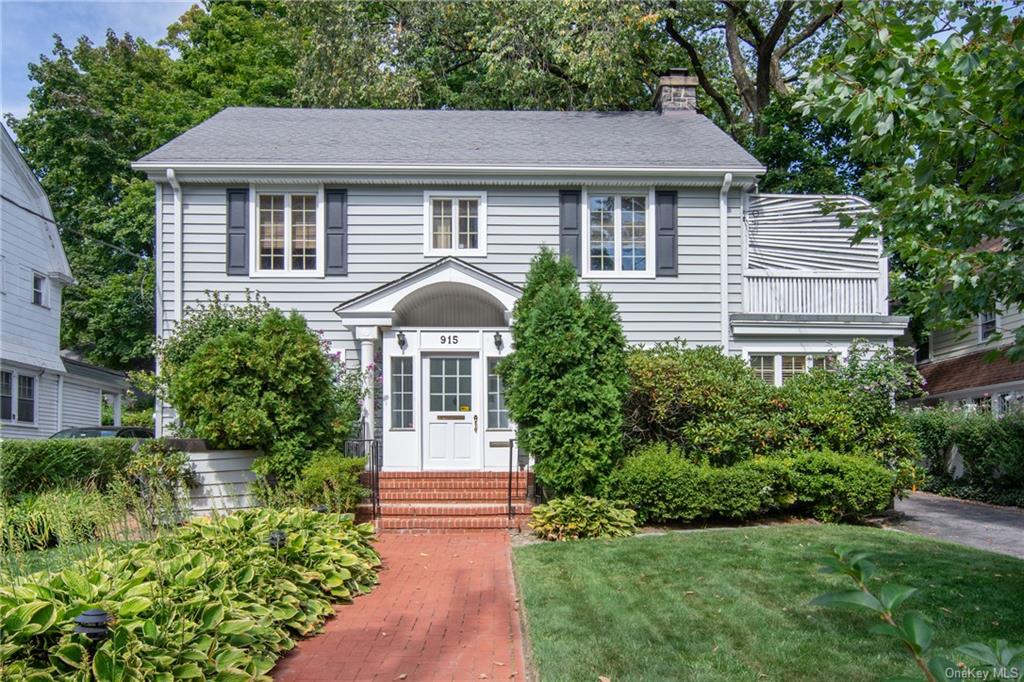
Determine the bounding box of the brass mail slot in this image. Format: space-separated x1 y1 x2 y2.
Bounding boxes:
489 440 514 447
437 415 466 421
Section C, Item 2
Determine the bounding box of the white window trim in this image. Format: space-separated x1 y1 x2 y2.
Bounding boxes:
581 188 656 279
31 271 49 308
423 190 487 257
978 311 1000 343
248 184 326 278
486 356 512 432
742 346 845 387
1 369 37 426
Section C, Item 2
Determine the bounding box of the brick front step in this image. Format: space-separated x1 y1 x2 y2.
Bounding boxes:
378 515 527 531
378 471 517 479
380 488 520 502
363 502 533 517
378 478 529 491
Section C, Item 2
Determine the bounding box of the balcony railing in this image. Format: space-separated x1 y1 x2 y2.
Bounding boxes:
743 270 884 316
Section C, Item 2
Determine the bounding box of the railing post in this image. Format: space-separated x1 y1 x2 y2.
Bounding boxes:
507 439 515 525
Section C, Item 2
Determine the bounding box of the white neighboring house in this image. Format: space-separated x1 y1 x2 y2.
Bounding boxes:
134 69 909 472
1 126 128 439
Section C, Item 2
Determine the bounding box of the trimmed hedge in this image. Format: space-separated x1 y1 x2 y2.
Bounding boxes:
606 444 895 524
0 507 380 680
0 438 135 499
907 409 1024 507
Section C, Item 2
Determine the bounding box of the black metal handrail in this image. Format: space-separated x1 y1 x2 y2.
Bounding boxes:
507 438 516 524
344 422 381 519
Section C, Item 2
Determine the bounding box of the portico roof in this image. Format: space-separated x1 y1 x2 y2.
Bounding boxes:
334 257 521 328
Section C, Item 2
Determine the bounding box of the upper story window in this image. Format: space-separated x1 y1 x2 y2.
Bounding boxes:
583 190 655 277
31 273 47 307
253 190 323 276
424 191 486 257
980 311 998 341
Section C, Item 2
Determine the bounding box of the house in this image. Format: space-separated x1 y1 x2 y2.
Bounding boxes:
915 240 1023 414
133 70 907 526
1 127 128 439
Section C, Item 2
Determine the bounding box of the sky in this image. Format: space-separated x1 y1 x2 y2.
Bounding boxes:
1 0 191 124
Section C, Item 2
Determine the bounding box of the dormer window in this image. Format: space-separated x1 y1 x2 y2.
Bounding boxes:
424 191 487 257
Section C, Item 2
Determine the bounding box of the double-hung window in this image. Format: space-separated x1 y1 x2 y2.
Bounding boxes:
1 370 34 423
424 191 486 256
583 190 655 277
980 311 998 341
253 190 323 276
31 273 47 307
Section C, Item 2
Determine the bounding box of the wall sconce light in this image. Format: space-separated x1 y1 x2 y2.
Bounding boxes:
396 331 407 349
73 609 112 642
493 332 503 350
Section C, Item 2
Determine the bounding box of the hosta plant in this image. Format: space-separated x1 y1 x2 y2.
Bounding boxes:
0 507 380 681
529 495 637 541
811 546 1023 681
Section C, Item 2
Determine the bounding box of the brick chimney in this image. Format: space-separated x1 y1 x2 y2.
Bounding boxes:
654 67 698 114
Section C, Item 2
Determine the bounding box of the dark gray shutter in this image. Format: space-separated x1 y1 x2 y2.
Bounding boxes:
559 189 582 273
325 189 348 276
655 190 678 277
226 188 249 275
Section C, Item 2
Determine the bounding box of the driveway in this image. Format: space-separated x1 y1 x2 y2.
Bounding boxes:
889 491 1024 559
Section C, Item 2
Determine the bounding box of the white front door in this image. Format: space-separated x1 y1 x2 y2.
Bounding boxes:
423 354 481 470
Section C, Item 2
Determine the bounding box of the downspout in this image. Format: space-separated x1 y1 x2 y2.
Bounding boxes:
166 168 183 325
56 374 64 430
719 172 733 354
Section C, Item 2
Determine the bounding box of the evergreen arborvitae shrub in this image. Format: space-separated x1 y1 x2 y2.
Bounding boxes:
499 248 628 495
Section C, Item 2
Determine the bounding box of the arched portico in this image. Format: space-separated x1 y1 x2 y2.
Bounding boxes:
334 258 520 471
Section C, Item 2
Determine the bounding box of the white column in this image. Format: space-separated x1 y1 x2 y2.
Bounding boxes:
356 326 378 440
112 392 122 427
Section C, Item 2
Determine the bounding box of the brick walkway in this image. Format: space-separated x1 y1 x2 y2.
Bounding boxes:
274 532 527 681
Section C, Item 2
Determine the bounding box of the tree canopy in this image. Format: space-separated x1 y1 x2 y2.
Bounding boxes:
802 0 1024 358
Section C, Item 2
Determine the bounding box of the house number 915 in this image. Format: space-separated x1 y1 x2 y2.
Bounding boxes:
439 334 459 345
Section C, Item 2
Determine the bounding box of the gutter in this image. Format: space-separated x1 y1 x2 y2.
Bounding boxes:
719 172 733 353
132 161 766 176
166 168 183 326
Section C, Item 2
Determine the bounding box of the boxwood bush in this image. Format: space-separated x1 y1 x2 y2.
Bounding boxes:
0 507 380 680
0 438 135 499
606 444 895 524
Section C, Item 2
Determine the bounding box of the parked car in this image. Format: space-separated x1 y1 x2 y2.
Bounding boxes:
49 426 154 439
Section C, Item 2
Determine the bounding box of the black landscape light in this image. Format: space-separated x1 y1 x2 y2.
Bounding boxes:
313 504 329 513
268 529 288 549
493 331 503 350
73 609 112 642
396 331 407 349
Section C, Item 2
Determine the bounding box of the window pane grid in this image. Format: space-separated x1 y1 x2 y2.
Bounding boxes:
458 199 479 249
589 195 615 271
391 357 413 428
290 194 317 271
16 375 34 423
429 358 472 412
981 312 997 339
487 358 509 429
432 199 452 249
258 194 285 270
781 355 806 383
621 196 647 271
32 275 44 305
749 355 775 384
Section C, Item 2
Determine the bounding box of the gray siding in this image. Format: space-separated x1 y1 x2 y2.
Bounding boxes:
188 449 258 515
929 304 1024 362
61 378 102 429
169 184 738 356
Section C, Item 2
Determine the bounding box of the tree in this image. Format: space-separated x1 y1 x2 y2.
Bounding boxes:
500 248 628 495
801 1 1024 358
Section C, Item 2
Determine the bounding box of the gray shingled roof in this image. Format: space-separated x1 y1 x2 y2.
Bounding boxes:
136 107 764 170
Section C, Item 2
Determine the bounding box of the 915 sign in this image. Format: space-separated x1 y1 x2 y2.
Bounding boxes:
439 334 459 345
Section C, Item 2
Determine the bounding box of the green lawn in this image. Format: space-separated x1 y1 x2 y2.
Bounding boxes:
513 525 1024 681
